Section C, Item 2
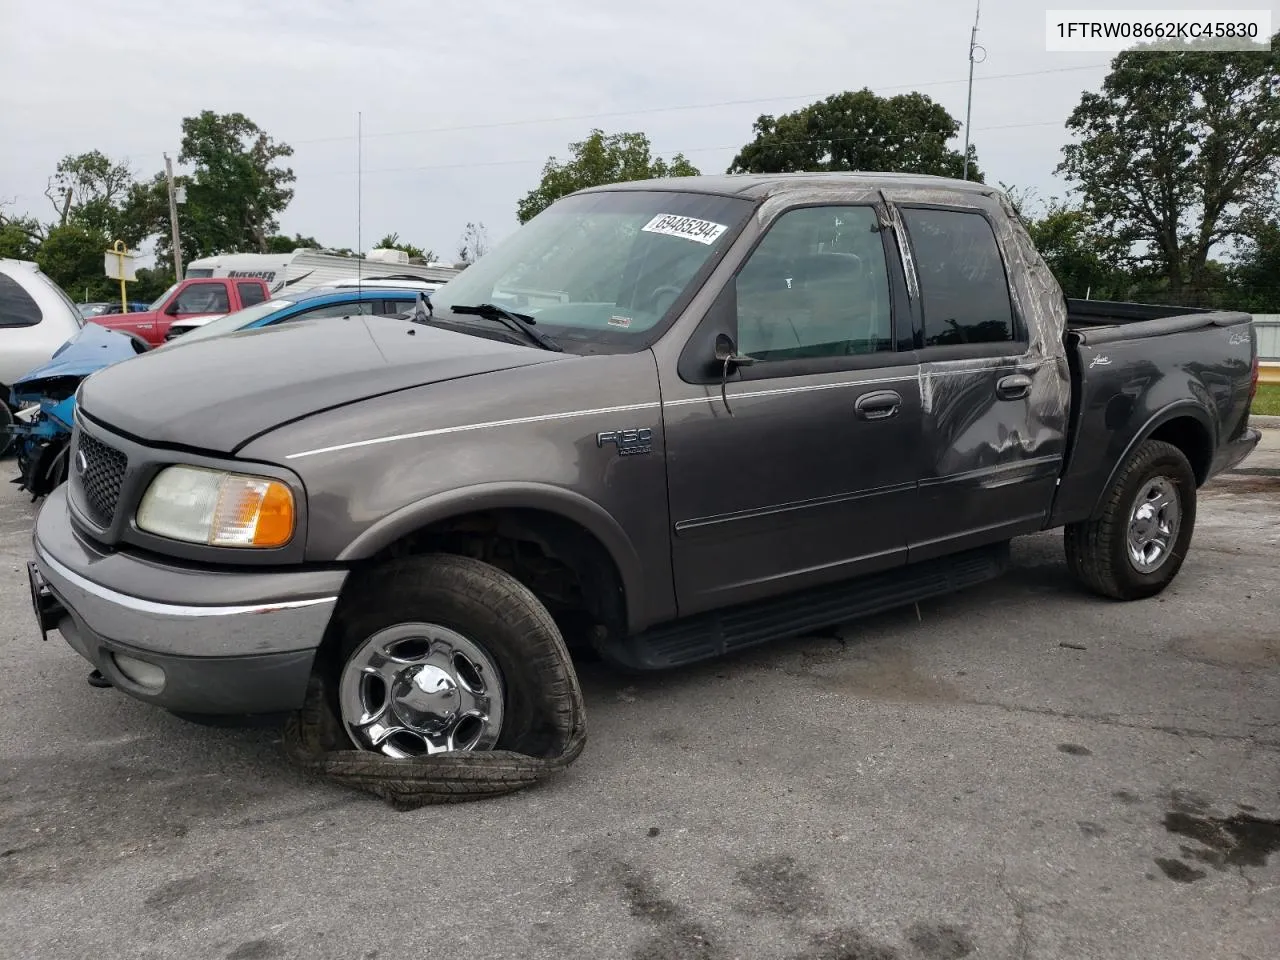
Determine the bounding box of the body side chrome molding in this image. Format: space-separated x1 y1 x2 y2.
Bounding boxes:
284 359 1047 459
285 401 663 460
35 544 337 618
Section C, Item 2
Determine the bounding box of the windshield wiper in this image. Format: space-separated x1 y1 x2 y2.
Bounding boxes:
449 303 563 352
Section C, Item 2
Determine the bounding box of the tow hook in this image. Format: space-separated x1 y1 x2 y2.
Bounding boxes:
87 669 113 689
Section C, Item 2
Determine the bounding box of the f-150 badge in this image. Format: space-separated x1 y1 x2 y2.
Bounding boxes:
597 428 653 456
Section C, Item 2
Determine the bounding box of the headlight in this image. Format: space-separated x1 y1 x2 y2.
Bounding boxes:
136 465 295 548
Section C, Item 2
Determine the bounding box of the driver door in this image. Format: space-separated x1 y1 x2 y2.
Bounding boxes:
660 203 922 615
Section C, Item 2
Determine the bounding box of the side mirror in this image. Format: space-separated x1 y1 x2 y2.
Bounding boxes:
165 301 181 316
714 332 754 367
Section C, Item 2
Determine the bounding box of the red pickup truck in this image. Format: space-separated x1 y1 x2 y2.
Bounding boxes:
92 277 272 346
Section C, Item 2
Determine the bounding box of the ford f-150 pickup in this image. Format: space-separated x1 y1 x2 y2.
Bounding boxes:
27 173 1262 797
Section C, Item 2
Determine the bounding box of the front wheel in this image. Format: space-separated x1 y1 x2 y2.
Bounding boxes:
284 553 586 806
1064 439 1197 600
0 403 13 459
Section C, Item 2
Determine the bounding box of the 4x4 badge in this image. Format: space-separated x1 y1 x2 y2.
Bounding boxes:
597 428 653 456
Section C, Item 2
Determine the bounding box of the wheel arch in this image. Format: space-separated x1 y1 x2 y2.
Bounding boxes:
335 483 645 634
1089 402 1214 520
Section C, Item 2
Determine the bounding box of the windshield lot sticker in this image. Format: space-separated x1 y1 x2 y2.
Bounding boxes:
608 315 632 327
642 214 728 245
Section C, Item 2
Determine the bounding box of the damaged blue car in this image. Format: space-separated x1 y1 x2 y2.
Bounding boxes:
7 324 150 498
7 285 434 498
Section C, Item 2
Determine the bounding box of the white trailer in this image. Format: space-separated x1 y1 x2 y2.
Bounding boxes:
184 248 461 295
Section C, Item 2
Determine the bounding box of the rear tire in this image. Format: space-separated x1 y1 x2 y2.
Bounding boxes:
1064 439 1197 601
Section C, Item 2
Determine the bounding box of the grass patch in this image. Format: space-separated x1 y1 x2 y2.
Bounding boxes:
1252 383 1280 417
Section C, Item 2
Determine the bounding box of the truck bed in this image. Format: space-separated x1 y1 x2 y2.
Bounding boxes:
1065 298 1250 345
1049 299 1257 528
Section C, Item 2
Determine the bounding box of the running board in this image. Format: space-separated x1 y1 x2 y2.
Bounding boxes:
601 541 1011 671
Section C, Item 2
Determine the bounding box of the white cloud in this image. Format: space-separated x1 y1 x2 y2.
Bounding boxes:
4 0 1199 261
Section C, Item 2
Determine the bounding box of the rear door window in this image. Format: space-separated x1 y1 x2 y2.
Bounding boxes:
901 208 1017 347
237 282 267 306
0 272 43 327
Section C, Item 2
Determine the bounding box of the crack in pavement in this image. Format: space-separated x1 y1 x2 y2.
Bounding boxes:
996 862 1032 960
961 698 1280 750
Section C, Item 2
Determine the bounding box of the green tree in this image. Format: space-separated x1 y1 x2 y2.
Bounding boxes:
1003 187 1122 299
0 211 43 261
44 150 135 237
132 267 176 304
265 233 323 253
728 90 981 181
516 130 699 224
1058 33 1280 305
1225 217 1280 312
125 111 297 266
35 224 116 300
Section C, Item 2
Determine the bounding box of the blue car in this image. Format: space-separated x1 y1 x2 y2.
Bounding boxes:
7 286 432 498
162 285 431 343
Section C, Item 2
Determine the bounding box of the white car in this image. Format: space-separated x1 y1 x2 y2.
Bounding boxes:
1 259 86 455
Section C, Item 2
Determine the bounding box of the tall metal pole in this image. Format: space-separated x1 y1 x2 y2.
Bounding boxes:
356 112 363 285
164 153 183 278
962 1 983 181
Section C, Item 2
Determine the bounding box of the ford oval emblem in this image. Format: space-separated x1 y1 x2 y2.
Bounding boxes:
75 449 88 475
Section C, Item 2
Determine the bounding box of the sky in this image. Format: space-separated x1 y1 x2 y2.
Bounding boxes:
2 0 1275 265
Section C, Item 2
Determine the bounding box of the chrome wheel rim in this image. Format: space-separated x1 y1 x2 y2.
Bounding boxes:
1126 476 1181 574
339 623 505 759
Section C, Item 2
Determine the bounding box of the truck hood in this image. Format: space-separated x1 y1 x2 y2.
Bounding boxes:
78 315 569 452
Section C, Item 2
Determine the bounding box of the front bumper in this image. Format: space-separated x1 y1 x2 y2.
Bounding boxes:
30 486 347 715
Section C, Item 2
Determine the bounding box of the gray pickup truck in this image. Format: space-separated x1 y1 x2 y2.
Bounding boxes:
28 173 1262 782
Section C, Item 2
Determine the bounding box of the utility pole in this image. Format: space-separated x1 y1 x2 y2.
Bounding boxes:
962 1 985 181
164 153 183 278
356 111 363 285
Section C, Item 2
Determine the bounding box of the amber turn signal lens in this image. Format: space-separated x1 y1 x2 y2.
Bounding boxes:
210 477 296 548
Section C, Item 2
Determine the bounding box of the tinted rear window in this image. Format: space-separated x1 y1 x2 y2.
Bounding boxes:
902 208 1017 347
238 282 267 306
0 271 42 327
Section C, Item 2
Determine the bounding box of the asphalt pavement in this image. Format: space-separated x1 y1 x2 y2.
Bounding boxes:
1 431 1277 960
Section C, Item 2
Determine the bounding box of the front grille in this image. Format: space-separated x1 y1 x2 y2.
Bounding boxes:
74 430 128 526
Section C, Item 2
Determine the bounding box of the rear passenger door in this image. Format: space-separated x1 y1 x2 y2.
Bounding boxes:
895 204 1065 560
662 203 922 614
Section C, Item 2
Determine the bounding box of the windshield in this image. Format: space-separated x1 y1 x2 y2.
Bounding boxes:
428 190 753 346
148 282 180 311
170 298 297 344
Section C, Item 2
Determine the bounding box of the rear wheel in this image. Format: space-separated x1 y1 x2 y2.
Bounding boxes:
1064 439 1197 600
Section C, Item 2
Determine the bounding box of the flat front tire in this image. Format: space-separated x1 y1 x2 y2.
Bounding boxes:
284 553 586 806
1064 439 1197 601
